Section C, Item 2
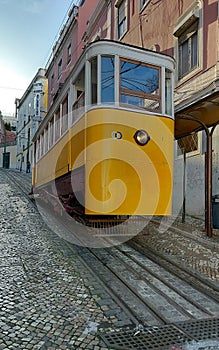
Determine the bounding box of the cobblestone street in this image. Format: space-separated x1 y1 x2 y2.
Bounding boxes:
1 169 219 350
0 170 131 349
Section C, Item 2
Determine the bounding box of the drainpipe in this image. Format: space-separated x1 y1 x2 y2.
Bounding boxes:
182 149 186 223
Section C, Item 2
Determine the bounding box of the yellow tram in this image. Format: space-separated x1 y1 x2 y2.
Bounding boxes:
32 40 175 223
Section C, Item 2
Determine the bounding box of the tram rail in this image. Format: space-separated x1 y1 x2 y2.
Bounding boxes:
4 169 219 349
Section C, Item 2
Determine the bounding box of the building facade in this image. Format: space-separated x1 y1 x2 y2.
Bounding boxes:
16 68 48 172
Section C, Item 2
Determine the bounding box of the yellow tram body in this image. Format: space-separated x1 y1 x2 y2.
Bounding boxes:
32 40 175 220
85 109 174 215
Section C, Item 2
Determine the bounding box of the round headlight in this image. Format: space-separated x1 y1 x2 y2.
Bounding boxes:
134 130 150 146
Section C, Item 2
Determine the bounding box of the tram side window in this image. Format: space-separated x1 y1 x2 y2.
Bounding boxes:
120 59 160 111
49 117 54 148
36 139 40 161
62 96 68 134
40 133 44 157
44 127 48 153
101 56 115 103
165 69 173 116
55 109 61 141
91 57 97 105
72 68 85 122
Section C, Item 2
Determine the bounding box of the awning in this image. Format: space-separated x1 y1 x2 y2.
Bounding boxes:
175 92 219 139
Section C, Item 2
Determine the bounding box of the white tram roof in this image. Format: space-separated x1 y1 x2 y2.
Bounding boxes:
86 40 175 71
33 40 175 141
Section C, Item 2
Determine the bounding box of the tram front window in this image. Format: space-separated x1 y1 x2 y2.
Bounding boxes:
120 59 160 111
101 56 115 103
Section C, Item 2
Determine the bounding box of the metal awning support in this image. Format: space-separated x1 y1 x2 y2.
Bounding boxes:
177 115 219 237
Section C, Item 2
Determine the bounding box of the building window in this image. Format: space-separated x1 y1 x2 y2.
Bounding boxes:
177 133 199 156
58 59 62 78
67 44 71 64
51 73 54 91
174 1 201 81
140 0 149 10
178 21 198 79
117 0 127 39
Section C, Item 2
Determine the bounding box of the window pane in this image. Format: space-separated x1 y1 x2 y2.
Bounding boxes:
140 0 148 9
91 58 97 105
191 32 198 68
120 60 159 94
165 69 172 115
101 56 115 103
181 41 189 76
121 94 160 110
118 0 126 37
58 59 62 78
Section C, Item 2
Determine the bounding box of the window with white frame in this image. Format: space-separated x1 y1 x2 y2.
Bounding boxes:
117 0 127 39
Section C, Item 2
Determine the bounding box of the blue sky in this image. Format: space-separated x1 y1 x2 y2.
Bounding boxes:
0 0 74 115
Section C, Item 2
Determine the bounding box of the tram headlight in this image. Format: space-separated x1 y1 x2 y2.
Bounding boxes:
134 130 150 146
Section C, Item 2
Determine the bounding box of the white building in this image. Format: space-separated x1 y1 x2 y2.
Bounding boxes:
16 68 48 172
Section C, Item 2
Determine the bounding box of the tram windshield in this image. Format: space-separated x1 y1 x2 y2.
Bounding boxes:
89 50 172 115
120 59 160 111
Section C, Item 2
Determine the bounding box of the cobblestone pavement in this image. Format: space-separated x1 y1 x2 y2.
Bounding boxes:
0 170 132 349
135 216 219 282
1 169 219 350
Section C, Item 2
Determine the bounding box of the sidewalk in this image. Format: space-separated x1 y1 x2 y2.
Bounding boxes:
135 215 219 283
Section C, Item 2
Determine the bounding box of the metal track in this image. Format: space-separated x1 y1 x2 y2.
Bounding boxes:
4 169 219 349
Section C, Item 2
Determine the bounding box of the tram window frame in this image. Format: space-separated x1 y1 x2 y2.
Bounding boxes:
40 133 44 157
90 57 97 105
101 55 115 104
165 68 173 116
36 139 40 161
49 117 54 148
72 67 85 121
61 95 68 134
119 58 161 112
55 108 61 141
44 126 48 153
